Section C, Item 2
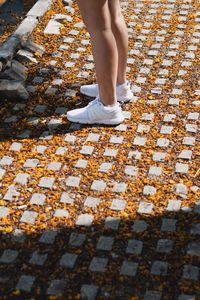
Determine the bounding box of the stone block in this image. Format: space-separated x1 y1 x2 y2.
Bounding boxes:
0 80 29 100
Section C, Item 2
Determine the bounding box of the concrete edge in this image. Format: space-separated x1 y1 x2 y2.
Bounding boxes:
0 0 56 70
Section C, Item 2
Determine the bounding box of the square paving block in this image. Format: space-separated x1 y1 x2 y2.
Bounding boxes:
68 232 86 247
60 253 78 268
0 249 18 263
120 261 138 276
151 260 168 276
20 211 38 224
29 251 48 266
81 284 99 300
66 176 80 187
96 236 114 251
47 279 67 295
89 257 108 273
38 177 55 189
16 275 35 292
0 206 9 218
76 214 94 226
91 180 106 191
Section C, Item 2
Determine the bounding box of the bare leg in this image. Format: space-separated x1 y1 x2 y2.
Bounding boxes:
76 0 118 106
108 0 129 85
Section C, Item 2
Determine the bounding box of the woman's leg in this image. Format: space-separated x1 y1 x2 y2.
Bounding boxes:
76 0 118 106
108 0 129 85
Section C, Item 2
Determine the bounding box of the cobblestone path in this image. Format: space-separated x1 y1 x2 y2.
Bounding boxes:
0 0 200 299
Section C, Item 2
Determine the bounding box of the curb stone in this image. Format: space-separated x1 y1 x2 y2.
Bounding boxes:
0 0 55 100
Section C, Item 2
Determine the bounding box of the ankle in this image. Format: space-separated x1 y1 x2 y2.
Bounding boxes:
117 79 127 86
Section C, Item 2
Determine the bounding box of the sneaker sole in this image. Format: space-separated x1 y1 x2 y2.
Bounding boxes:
67 115 124 125
80 89 134 103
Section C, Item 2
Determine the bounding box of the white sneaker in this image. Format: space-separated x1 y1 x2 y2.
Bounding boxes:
67 97 124 125
80 80 133 103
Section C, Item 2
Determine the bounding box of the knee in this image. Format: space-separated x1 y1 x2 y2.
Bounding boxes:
111 14 124 29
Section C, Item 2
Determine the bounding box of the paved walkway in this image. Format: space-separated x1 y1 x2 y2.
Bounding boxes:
0 0 200 299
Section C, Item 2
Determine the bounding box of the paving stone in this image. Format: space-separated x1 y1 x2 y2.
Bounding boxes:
33 145 47 154
66 176 80 187
47 162 62 171
175 163 189 173
133 136 147 146
0 206 9 218
109 135 124 144
84 197 100 208
120 261 138 276
60 252 78 268
191 223 200 235
126 239 143 255
91 180 106 191
0 156 13 166
110 199 127 211
60 192 74 204
152 152 167 161
68 232 86 247
9 142 22 151
187 112 199 120
148 166 162 176
96 236 114 251
138 201 154 214
89 257 108 273
182 265 199 281
125 166 138 176
137 124 150 133
47 279 67 295
160 125 173 134
161 218 177 232
86 133 100 142
54 209 69 218
80 146 94 155
23 158 39 168
81 284 99 300
151 261 168 276
143 185 156 196
144 290 162 300
168 98 180 106
132 220 148 232
156 137 170 147
55 147 67 155
14 173 30 185
166 200 181 211
3 185 20 201
0 249 18 263
39 230 57 244
39 177 55 189
112 182 127 193
178 150 192 160
156 239 173 253
105 217 120 230
20 211 38 224
175 183 188 199
128 150 142 160
98 162 112 173
182 137 196 146
187 242 200 257
30 193 46 205
103 148 118 157
115 124 128 131
29 251 48 266
16 275 35 292
76 214 94 226
11 229 25 243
